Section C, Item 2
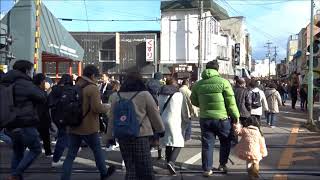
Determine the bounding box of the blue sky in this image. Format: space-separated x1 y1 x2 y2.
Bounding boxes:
0 0 312 61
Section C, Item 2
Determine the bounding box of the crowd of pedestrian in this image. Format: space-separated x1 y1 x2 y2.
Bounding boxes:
0 59 306 180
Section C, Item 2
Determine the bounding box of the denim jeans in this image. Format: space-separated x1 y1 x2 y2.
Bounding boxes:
267 113 277 126
8 127 41 178
53 128 68 162
0 129 12 145
200 119 232 171
61 133 108 180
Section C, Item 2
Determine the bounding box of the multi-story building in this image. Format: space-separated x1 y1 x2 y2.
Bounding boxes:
295 28 307 75
160 0 241 80
287 34 299 75
220 16 252 75
288 18 320 77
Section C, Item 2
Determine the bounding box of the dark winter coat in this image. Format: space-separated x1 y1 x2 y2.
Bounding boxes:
36 88 51 129
234 87 252 118
1 70 46 128
146 78 162 105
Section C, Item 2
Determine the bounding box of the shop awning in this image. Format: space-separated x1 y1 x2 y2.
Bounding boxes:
1 0 84 68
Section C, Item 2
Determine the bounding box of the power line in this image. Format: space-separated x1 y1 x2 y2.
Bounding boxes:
231 1 291 6
83 0 90 31
217 0 290 53
58 18 159 22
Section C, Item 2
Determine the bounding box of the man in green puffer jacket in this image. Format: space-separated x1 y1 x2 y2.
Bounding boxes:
191 60 240 177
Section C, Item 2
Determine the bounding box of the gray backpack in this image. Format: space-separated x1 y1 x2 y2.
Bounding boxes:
0 83 17 128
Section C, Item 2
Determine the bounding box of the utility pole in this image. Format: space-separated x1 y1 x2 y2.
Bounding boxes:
274 46 278 64
197 0 203 80
265 41 272 79
308 0 315 125
273 46 278 76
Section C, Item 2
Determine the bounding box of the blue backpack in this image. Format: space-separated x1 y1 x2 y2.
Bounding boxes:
113 92 141 139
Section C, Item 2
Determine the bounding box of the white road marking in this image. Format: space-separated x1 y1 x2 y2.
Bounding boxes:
184 152 201 165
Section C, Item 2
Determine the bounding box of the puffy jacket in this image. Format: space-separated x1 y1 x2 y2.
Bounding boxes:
1 70 46 128
234 87 251 118
191 69 240 120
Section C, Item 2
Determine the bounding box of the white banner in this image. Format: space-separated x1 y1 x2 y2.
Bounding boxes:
146 39 154 62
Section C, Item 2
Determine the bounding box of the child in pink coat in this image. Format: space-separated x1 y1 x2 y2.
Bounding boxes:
234 116 268 179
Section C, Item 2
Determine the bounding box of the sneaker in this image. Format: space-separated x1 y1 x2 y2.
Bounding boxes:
270 126 276 128
202 170 213 177
45 153 53 158
167 162 176 175
218 164 228 173
52 160 64 167
101 165 116 180
121 160 125 170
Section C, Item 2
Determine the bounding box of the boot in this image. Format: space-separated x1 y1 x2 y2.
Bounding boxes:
251 163 259 178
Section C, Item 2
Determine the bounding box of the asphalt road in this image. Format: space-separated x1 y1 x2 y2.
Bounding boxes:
1 101 320 180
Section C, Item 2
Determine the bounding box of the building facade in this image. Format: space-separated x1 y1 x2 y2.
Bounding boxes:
251 59 276 78
160 0 240 80
276 60 288 78
287 34 299 75
220 16 252 75
71 32 160 78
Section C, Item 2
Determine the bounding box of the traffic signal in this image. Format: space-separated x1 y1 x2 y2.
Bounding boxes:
0 35 13 49
234 43 240 65
307 40 320 54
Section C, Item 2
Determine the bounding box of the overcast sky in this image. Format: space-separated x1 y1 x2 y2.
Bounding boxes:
0 0 313 61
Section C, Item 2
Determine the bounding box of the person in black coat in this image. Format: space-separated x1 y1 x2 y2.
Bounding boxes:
234 78 252 125
33 73 52 156
146 72 163 105
2 60 46 180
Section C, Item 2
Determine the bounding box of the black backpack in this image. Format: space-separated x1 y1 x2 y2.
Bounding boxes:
51 83 89 127
0 83 17 128
251 91 262 109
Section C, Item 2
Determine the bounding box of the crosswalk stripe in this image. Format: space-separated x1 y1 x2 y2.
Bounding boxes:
184 152 201 165
294 148 320 153
291 156 314 161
